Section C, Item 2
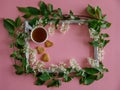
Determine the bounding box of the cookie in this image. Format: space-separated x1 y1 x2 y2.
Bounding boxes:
36 46 45 54
41 53 50 62
45 40 53 47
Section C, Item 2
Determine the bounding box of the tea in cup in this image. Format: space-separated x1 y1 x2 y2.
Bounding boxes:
31 26 48 44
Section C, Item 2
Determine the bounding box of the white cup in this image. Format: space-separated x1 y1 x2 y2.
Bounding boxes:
31 26 48 44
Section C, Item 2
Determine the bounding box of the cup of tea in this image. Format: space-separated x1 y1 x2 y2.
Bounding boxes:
31 26 48 44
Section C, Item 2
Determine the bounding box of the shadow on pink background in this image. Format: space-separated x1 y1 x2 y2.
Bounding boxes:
0 0 120 90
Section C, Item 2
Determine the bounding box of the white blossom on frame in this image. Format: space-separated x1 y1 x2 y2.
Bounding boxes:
69 58 81 71
60 22 70 33
88 57 100 67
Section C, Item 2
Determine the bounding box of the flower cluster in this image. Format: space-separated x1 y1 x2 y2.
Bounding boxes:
33 19 70 35
97 48 104 61
33 18 43 28
28 48 46 72
29 48 37 65
88 57 100 67
28 50 81 73
49 63 67 73
69 58 81 71
60 22 70 33
48 22 70 35
89 28 99 40
48 22 56 35
89 28 105 62
33 61 46 72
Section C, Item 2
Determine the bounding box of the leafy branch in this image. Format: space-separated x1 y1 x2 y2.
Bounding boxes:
86 5 111 48
34 64 108 87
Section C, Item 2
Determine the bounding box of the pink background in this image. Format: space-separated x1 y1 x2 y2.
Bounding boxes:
0 0 120 90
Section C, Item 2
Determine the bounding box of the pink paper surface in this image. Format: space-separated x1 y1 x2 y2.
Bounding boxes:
0 0 120 90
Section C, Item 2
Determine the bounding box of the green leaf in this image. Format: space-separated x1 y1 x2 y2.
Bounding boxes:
15 17 21 27
101 33 109 38
70 10 73 16
58 72 64 77
10 43 15 48
76 70 86 77
22 58 27 69
84 68 99 75
3 19 15 37
104 68 109 72
5 19 16 27
48 4 53 13
96 6 102 19
58 8 62 17
47 79 61 87
23 13 31 19
97 63 109 72
27 7 40 15
63 74 72 82
89 41 99 47
17 7 29 13
66 67 72 73
10 51 17 58
100 40 110 47
88 19 101 32
54 19 60 29
39 1 47 9
49 73 56 77
102 15 107 20
10 50 25 61
15 43 24 49
79 77 85 84
41 17 49 26
15 33 28 49
84 75 96 85
35 79 45 85
76 70 83 77
52 12 59 18
16 38 25 46
26 66 34 74
87 5 103 19
29 16 39 26
101 22 111 29
39 72 51 81
18 7 40 17
39 1 49 17
69 10 75 19
13 64 24 75
11 52 25 61
87 5 96 17
96 73 104 80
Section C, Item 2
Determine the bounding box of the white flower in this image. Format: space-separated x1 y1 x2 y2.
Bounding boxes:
58 62 66 67
89 28 99 40
49 64 59 72
78 23 81 26
33 61 46 72
32 18 43 28
69 58 81 71
48 22 55 35
97 48 104 61
60 22 70 33
29 49 37 65
58 63 67 73
49 62 67 73
88 57 99 67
